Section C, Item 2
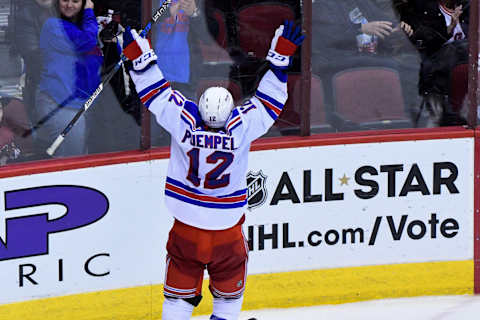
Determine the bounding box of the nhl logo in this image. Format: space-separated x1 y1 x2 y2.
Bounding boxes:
246 170 267 210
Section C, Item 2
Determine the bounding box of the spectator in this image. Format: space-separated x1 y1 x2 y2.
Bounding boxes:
13 0 55 125
149 0 203 147
85 0 143 154
153 0 199 98
35 0 103 157
187 0 228 90
0 96 34 165
312 0 421 126
401 0 469 126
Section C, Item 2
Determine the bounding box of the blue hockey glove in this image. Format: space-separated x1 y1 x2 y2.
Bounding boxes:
122 26 157 72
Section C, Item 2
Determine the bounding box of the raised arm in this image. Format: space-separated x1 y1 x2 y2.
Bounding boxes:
234 20 304 142
122 27 190 135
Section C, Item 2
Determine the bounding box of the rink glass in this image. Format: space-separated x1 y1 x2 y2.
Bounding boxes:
2 0 476 164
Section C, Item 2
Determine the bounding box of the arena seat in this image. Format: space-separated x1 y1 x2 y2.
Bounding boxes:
275 74 334 135
236 3 295 59
330 67 412 131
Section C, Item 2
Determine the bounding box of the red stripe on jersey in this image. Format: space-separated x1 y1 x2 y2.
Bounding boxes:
166 183 246 203
182 109 196 126
227 116 241 130
140 82 170 104
258 97 282 116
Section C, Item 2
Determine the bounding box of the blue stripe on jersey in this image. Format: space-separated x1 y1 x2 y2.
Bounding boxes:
183 101 203 125
256 90 284 110
261 101 279 120
139 80 170 108
228 121 242 134
165 190 247 209
256 90 284 120
218 188 247 198
242 105 256 114
226 109 242 134
138 79 167 98
167 177 205 195
181 114 194 129
165 177 247 208
227 108 240 121
144 90 162 108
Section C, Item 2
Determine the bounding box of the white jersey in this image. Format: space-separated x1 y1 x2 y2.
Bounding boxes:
439 3 466 44
130 65 287 230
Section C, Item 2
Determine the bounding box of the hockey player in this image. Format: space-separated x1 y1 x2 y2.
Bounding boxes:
122 20 304 320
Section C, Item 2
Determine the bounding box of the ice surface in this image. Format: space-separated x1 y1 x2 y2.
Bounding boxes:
192 295 480 320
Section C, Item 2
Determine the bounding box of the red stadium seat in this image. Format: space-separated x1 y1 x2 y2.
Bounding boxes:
275 74 334 135
212 9 228 48
237 3 295 58
331 67 412 130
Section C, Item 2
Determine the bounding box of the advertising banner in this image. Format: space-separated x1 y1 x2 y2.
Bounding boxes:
244 138 474 273
0 137 474 305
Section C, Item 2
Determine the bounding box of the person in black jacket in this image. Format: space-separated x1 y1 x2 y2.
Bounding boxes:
402 0 469 57
399 0 469 126
13 0 55 122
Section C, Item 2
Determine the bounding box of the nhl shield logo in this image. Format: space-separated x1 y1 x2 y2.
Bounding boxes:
246 170 267 210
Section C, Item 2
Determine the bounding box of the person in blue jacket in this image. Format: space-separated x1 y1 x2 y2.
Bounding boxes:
154 0 198 97
35 0 103 157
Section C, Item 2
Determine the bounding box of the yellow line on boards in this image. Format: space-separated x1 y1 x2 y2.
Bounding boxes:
0 260 473 320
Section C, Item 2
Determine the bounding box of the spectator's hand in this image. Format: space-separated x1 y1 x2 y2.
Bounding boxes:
97 13 113 31
447 5 463 34
85 0 94 10
396 21 413 37
179 0 197 17
169 1 181 17
122 27 158 72
361 21 393 39
99 21 120 44
266 20 305 68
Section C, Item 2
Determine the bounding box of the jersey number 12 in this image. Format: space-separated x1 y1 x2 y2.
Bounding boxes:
186 148 234 189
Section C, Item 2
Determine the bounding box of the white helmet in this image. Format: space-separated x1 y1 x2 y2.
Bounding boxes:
198 87 234 128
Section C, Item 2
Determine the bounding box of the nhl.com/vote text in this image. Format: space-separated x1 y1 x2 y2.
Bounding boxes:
246 214 459 251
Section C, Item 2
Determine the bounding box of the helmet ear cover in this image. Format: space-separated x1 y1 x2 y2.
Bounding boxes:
198 87 234 128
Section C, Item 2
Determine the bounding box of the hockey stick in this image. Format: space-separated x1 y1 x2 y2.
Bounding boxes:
46 0 172 156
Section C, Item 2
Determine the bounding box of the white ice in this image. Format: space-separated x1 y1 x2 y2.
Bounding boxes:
192 294 480 320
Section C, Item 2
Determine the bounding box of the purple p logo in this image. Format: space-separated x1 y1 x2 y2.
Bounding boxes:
0 185 109 261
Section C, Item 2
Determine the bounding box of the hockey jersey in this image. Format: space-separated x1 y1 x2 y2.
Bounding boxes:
130 65 287 230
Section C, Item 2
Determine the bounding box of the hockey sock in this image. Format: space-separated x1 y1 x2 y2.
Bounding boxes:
162 297 194 320
211 296 244 320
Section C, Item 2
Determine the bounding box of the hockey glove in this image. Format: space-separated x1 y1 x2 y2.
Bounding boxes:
266 20 305 69
122 26 157 72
